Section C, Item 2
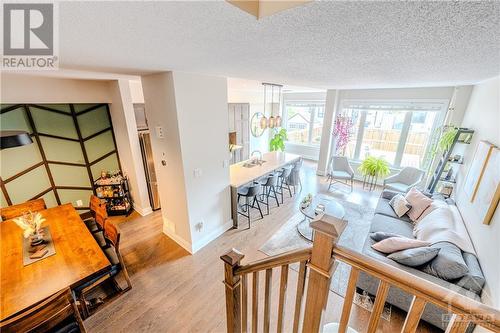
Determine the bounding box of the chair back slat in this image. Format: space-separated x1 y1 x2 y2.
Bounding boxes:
1 199 46 221
0 288 85 333
104 221 120 249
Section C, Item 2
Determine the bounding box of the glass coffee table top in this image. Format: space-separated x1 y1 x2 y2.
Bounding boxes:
297 194 345 242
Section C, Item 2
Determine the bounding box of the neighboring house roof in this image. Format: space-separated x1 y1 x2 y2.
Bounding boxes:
288 113 309 124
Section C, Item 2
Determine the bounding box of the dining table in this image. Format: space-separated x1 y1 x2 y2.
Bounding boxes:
0 203 111 321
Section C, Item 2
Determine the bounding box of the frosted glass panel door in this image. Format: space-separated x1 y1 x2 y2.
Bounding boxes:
0 104 120 212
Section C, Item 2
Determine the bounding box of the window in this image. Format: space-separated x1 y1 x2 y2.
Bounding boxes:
337 101 444 169
359 110 406 164
284 102 325 146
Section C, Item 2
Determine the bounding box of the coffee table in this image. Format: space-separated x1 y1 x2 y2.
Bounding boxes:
297 194 346 242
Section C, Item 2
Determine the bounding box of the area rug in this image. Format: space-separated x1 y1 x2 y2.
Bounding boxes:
259 198 375 297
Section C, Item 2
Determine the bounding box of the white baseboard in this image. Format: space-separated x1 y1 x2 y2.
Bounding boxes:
162 223 193 254
133 204 153 216
191 219 234 254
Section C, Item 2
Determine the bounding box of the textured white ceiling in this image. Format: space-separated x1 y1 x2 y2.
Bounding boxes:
59 1 500 89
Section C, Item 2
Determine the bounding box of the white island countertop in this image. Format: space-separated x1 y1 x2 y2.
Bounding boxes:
230 151 301 188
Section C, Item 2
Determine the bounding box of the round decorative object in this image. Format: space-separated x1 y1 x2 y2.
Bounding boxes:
268 116 275 129
251 112 266 137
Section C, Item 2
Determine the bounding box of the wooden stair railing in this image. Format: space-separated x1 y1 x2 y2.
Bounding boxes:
221 214 500 333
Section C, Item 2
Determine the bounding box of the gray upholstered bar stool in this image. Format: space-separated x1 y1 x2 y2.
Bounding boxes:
237 182 263 229
277 165 293 204
258 173 280 215
288 158 303 195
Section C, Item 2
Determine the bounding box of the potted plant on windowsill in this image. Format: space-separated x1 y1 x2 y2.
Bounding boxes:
358 156 390 191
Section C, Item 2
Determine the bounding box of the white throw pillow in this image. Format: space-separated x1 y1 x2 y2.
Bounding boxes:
389 194 412 218
413 206 453 240
372 237 431 254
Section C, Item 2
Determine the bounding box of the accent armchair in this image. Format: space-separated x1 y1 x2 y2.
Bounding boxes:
383 166 425 193
327 156 355 192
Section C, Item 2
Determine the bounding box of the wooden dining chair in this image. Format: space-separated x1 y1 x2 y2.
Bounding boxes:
91 210 108 248
0 198 46 221
74 222 131 318
83 195 107 233
0 288 86 333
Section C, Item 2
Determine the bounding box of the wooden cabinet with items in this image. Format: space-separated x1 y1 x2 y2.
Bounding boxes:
94 171 132 216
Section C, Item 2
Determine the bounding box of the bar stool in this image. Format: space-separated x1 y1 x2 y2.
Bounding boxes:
237 182 263 229
277 165 293 203
288 159 303 195
258 173 280 215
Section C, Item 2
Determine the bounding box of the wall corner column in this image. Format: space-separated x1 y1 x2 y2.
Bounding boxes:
317 89 339 176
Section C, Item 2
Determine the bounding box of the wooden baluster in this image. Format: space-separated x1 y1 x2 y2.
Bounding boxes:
401 296 426 333
263 268 273 333
241 274 248 333
277 264 289 333
338 267 359 333
221 249 245 333
302 215 347 333
252 271 259 333
293 260 307 333
366 280 390 333
445 314 470 333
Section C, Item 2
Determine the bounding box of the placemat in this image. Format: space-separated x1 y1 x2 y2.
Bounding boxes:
22 226 56 266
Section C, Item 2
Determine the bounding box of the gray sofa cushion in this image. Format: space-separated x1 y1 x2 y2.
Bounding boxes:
357 236 481 330
375 197 412 223
452 252 485 294
388 247 440 267
423 242 469 280
370 213 414 238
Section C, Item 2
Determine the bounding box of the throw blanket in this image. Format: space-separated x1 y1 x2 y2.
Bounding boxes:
413 205 476 255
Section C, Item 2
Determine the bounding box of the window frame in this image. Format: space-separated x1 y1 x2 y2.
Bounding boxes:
283 99 326 147
338 99 448 169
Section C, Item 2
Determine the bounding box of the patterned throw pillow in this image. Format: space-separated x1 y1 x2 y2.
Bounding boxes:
389 194 412 218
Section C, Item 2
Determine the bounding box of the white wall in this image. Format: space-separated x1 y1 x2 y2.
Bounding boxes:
108 80 152 215
1 73 112 103
455 76 500 308
1 73 152 216
142 72 231 253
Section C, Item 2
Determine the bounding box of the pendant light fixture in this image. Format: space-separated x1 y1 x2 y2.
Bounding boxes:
262 82 283 130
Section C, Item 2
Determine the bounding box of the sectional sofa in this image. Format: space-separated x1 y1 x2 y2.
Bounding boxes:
356 190 485 331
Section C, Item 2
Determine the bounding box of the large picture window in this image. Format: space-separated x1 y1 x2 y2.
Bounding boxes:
339 101 445 169
284 101 325 146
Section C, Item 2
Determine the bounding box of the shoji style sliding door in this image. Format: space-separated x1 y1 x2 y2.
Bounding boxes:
0 104 121 211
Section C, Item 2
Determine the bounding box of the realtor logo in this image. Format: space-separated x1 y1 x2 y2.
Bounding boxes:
2 2 58 70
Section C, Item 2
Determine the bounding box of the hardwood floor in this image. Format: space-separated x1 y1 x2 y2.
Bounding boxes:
86 161 437 332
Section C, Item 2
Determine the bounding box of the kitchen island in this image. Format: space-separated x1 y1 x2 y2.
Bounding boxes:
230 151 301 228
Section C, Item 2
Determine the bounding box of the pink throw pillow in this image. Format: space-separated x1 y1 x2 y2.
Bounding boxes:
405 188 433 221
372 237 431 254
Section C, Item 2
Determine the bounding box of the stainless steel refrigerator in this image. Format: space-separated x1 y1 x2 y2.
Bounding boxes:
138 131 161 210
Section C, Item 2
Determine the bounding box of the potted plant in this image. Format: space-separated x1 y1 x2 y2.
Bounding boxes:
358 156 390 190
269 128 287 152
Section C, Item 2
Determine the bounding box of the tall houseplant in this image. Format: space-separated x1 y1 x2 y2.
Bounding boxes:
332 115 354 155
269 128 287 152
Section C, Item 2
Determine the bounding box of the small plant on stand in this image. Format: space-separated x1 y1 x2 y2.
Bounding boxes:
358 156 390 191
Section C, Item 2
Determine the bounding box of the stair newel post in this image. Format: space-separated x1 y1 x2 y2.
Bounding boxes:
221 248 245 333
302 215 347 333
